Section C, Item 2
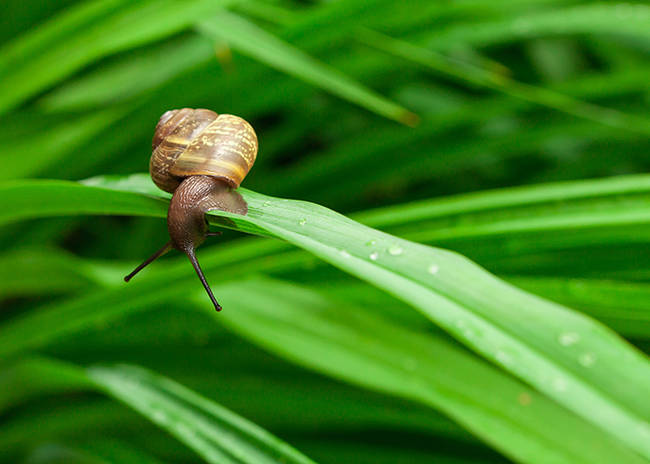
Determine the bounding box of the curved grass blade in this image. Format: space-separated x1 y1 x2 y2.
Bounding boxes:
1 176 649 457
1 107 127 180
196 11 417 125
0 0 232 115
4 176 648 460
24 441 163 464
0 357 317 464
507 277 650 339
0 178 168 227
23 444 109 464
40 35 215 112
201 188 650 459
88 364 317 464
359 28 650 135
0 357 92 413
426 3 650 51
209 277 647 464
87 176 650 457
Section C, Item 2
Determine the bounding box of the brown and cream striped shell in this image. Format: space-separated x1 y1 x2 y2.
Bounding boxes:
150 108 258 193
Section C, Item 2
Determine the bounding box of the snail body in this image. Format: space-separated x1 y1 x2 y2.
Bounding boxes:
125 108 257 311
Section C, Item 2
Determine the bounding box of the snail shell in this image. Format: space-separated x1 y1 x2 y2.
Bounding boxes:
150 108 258 193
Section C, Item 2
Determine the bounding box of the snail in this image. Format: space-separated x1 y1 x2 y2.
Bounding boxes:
124 108 258 311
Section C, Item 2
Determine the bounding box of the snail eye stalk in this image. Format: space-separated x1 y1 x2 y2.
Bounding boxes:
185 247 222 312
124 241 172 282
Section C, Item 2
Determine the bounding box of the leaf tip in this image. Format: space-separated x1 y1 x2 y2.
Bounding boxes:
400 110 420 127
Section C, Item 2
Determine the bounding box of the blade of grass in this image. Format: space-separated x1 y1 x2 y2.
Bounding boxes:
358 28 650 135
22 444 109 464
204 189 650 459
0 178 168 226
207 277 647 464
0 358 317 464
2 173 650 282
0 357 92 413
88 364 318 464
0 354 470 442
1 107 127 180
24 441 164 464
0 248 95 298
196 11 418 125
0 0 233 115
0 0 126 73
507 277 650 339
0 175 648 457
40 35 216 112
425 3 650 51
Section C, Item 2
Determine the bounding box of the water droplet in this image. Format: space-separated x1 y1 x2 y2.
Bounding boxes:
298 218 306 226
388 245 403 256
428 264 439 275
578 352 597 367
495 350 513 365
263 200 271 207
365 240 377 246
552 377 567 392
369 251 379 261
517 392 532 406
558 332 580 346
339 250 351 259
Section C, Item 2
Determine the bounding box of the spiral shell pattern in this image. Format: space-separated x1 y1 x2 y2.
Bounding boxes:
150 108 258 193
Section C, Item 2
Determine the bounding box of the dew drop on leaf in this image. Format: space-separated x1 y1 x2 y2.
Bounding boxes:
517 392 532 406
579 352 597 367
428 264 439 275
369 251 379 261
298 218 306 226
339 250 351 258
558 332 580 346
365 240 377 246
388 245 403 256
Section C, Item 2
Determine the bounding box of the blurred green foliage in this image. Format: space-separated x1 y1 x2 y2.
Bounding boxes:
1 0 649 463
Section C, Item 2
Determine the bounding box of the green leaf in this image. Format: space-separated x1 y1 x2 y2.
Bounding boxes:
0 0 232 115
24 441 163 464
0 357 92 414
23 444 109 464
426 3 650 50
1 175 648 459
359 28 650 134
40 35 215 112
207 189 650 459
0 178 167 227
196 11 418 125
0 357 316 464
210 277 647 464
88 364 317 464
507 277 650 339
1 108 127 180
